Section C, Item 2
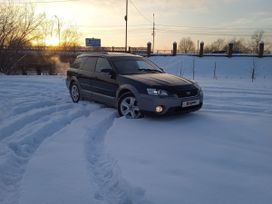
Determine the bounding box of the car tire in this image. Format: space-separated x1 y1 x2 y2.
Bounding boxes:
118 93 142 119
70 82 80 103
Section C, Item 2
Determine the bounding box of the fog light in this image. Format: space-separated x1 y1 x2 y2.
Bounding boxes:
155 106 163 113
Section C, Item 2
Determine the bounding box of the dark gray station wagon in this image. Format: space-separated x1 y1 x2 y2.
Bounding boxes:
66 53 203 119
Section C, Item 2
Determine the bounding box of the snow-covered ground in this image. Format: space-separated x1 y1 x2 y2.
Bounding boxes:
0 56 272 204
151 55 272 80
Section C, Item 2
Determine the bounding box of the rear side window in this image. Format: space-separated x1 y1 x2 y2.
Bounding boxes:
71 58 80 69
79 57 97 72
95 58 112 73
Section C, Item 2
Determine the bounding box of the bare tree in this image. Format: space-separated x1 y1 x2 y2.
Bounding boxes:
250 30 264 53
265 42 272 54
205 38 226 53
36 18 54 46
0 2 45 74
178 37 195 53
224 39 250 53
61 25 81 50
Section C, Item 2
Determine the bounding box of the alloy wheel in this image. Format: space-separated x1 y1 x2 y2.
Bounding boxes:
71 84 80 102
120 96 141 119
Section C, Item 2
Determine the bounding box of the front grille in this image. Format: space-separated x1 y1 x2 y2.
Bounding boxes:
168 102 203 114
176 88 198 98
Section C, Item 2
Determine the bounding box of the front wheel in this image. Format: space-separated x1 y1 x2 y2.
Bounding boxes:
118 93 142 119
70 83 80 103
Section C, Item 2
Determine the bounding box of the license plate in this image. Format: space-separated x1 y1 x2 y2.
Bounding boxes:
182 100 200 108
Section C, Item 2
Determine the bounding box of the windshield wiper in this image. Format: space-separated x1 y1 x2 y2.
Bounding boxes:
138 68 162 73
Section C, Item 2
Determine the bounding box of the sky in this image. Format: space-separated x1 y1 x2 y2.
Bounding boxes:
32 0 272 49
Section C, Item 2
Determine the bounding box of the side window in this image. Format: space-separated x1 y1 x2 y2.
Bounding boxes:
71 58 80 69
95 58 112 73
80 57 97 72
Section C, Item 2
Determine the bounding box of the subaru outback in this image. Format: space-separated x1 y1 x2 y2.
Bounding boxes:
66 53 203 118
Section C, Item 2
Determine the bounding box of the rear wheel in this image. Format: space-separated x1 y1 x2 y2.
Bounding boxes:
118 93 142 119
70 82 80 103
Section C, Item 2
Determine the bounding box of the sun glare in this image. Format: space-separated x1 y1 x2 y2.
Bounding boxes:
45 36 59 46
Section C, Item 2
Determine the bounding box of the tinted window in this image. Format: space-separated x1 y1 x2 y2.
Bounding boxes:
95 58 112 73
71 58 80 69
80 57 97 72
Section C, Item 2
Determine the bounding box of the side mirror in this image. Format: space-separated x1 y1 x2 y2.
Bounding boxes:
101 69 116 79
109 70 116 79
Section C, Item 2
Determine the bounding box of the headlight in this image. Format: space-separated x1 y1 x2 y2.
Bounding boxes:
194 84 203 96
193 82 200 89
147 88 168 96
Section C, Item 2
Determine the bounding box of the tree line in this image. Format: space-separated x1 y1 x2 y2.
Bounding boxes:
1 1 271 75
0 2 81 74
178 31 271 54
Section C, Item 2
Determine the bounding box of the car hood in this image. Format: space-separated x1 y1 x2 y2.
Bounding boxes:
121 73 194 87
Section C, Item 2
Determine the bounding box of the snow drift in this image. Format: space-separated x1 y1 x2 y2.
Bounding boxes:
0 56 272 204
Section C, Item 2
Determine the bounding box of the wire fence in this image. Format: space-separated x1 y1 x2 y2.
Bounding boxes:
1 46 271 58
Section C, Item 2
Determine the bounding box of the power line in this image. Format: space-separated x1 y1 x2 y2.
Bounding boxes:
77 24 151 28
157 23 272 31
161 28 272 33
77 23 271 33
76 22 271 38
129 0 152 23
157 27 272 34
78 25 271 38
82 31 149 36
0 0 79 4
156 29 272 37
81 28 152 34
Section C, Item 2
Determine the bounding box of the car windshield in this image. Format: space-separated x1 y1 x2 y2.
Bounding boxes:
110 57 163 74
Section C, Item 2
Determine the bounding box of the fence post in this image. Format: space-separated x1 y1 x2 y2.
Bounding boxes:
252 58 256 82
258 42 264 58
147 42 152 57
192 57 195 80
172 42 177 56
228 42 233 58
213 62 217 80
199 42 204 57
128 46 131 53
112 46 114 52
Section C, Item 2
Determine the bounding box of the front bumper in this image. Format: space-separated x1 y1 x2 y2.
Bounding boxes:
137 92 203 114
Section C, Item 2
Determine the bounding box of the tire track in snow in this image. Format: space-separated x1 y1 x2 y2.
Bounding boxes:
10 101 59 116
85 110 151 204
0 103 74 142
0 76 70 121
0 98 10 123
0 104 99 204
18 107 114 204
4 91 70 118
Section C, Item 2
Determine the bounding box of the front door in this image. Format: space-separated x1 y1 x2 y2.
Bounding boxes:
92 57 118 104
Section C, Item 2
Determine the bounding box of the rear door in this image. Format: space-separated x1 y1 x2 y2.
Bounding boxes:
77 56 97 92
67 58 80 85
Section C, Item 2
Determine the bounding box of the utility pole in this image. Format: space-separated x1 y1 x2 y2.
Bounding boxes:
125 0 128 52
152 13 155 52
54 15 61 47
